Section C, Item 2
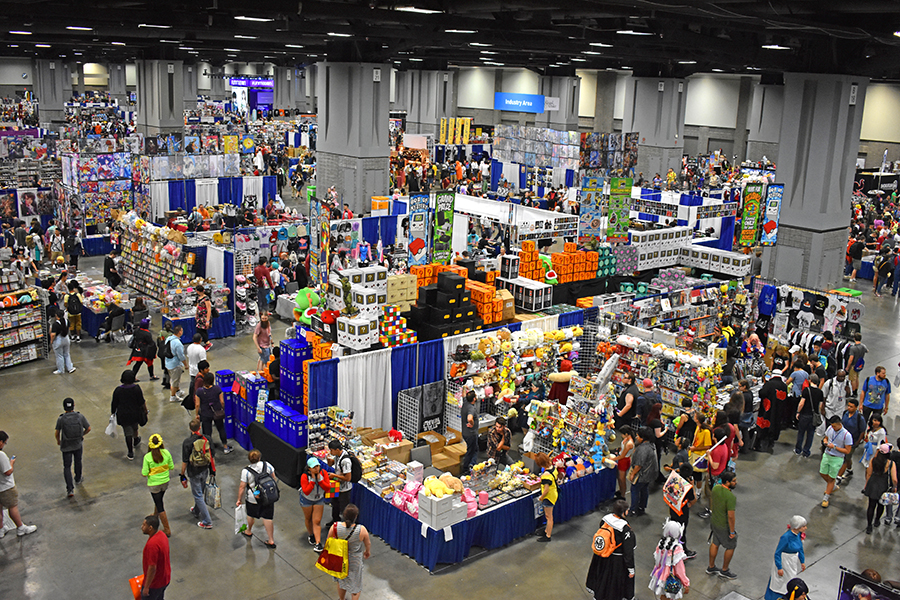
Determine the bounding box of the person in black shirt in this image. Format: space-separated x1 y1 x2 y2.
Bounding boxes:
103 250 120 288
795 374 823 457
616 373 640 427
97 302 126 343
845 235 865 281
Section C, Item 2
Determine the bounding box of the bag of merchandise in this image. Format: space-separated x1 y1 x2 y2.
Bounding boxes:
234 504 248 535
205 474 222 509
105 415 117 438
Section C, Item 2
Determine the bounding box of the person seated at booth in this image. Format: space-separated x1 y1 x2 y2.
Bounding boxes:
96 301 127 343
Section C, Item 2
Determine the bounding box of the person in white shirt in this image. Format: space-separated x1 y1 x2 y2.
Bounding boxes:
186 334 207 378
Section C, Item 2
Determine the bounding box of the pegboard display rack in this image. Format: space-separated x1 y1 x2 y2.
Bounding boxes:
397 388 422 442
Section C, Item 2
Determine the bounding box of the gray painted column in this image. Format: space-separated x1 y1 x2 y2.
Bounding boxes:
315 62 390 215
406 70 455 136
32 59 68 125
273 66 294 110
135 60 185 136
746 84 784 163
622 77 687 178
209 68 225 101
732 76 753 164
303 65 317 113
769 73 868 289
75 62 85 96
535 76 580 131
392 70 410 112
593 71 616 132
107 63 127 105
183 64 198 106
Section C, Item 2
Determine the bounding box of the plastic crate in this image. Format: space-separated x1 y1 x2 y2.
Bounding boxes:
224 416 235 439
280 338 312 373
215 369 236 388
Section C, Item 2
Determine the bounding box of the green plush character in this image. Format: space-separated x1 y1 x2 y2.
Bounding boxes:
294 287 322 325
539 254 559 285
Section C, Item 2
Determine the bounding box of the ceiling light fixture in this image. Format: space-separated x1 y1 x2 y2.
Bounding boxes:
234 34 257 39
446 29 475 34
285 44 303 48
616 29 653 36
66 26 92 31
712 68 724 72
571 57 586 62
678 60 696 64
589 42 612 47
138 23 171 29
470 42 491 47
9 31 32 35
111 41 126 46
9 44 18 48
483 61 504 66
894 31 900 37
583 51 602 55
480 50 497 54
747 66 762 70
35 43 51 48
160 39 179 43
761 44 790 50
396 7 442 14
235 16 274 22
179 46 194 50
620 65 633 69
223 48 241 52
409 57 423 61
327 32 351 37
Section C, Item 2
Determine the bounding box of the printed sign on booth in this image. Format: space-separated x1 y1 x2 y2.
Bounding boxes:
759 183 784 246
580 176 605 242
408 193 431 266
432 191 455 264
739 182 765 247
607 177 632 243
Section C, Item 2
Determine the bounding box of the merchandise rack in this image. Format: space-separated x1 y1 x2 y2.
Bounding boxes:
0 286 48 370
396 388 421 442
119 227 186 301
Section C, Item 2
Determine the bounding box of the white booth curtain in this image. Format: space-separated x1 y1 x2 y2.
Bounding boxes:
337 348 393 431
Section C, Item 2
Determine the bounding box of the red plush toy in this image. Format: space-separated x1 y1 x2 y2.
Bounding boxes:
388 428 403 442
321 310 340 325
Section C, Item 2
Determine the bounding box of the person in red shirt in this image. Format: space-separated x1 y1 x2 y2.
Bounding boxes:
141 514 171 599
708 427 731 486
254 257 274 313
342 203 353 219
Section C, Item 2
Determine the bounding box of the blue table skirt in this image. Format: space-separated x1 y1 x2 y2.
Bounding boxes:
81 308 131 338
82 234 113 256
351 467 616 571
162 311 236 343
858 258 874 280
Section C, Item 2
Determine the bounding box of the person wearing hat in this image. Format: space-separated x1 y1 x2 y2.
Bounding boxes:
237 449 278 548
778 578 808 600
111 370 148 460
487 416 512 465
55 398 90 499
141 434 175 537
636 378 660 424
300 455 331 552
127 318 158 381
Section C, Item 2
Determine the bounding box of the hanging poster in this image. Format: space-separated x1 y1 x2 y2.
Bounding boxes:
606 177 632 243
439 118 447 145
17 188 38 217
184 135 201 154
0 191 17 219
579 176 604 242
407 193 431 266
759 183 784 246
203 135 219 154
223 135 239 154
738 182 764 247
309 199 323 287
35 188 56 215
241 135 256 154
432 191 455 264
448 118 457 147
460 118 471 145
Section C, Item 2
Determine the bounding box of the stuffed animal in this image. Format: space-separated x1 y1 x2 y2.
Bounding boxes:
497 327 512 342
422 475 454 498
439 472 464 494
388 429 403 442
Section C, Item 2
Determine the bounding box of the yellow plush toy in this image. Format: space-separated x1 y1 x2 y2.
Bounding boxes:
439 472 464 494
423 475 454 498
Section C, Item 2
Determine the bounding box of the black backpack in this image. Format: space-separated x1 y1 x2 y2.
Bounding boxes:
345 452 363 484
66 293 82 315
246 463 280 505
163 338 175 359
59 412 84 443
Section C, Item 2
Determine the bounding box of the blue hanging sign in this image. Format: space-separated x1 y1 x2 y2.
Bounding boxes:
494 92 545 114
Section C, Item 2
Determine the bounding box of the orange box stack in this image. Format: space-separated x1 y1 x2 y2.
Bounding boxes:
551 248 600 284
465 278 498 325
518 240 543 282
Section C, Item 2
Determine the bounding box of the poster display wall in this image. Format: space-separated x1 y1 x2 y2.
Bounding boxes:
738 182 764 247
579 176 605 242
407 193 431 266
607 177 633 243
432 191 455 265
760 183 784 246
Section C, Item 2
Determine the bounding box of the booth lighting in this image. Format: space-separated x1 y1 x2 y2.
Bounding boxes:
617 29 653 36
328 32 351 37
138 23 171 29
589 42 612 47
9 31 32 35
396 6 442 14
762 44 790 50
235 16 274 22
446 29 475 34
66 26 92 31
234 34 257 39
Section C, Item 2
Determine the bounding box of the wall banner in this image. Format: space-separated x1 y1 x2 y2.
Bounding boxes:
579 176 605 242
738 182 765 247
607 177 633 243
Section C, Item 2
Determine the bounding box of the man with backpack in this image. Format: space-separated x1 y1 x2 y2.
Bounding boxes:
845 333 868 394
63 280 84 342
236 449 279 549
55 398 90 498
164 326 188 403
326 440 360 530
180 419 215 529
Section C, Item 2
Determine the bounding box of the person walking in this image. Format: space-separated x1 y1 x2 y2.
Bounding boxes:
49 310 75 375
63 280 84 342
325 503 371 600
863 445 895 534
860 366 891 421
628 427 659 517
535 452 558 542
140 514 171 599
460 390 479 475
111 370 148 460
585 499 636 600
163 326 188 403
301 456 331 552
613 425 635 500
845 333 868 395
194 372 233 454
795 374 823 457
821 371 852 431
648 520 691 599
141 434 174 537
0 431 37 538
194 285 213 351
180 419 215 530
756 369 788 453
667 463 698 559
127 318 159 381
55 397 90 498
764 516 808 600
819 415 853 508
253 312 273 371
835 398 868 486
236 449 279 548
326 440 354 532
157 323 174 390
185 333 207 385
706 471 738 580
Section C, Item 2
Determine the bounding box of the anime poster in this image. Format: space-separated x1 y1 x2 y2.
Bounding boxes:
61 155 75 186
125 135 143 155
432 191 455 265
241 135 256 154
738 182 765 247
155 135 169 155
606 177 632 243
759 183 784 246
208 154 223 178
223 135 239 154
623 132 639 174
167 133 183 153
407 193 431 266
183 155 200 179
184 135 201 154
224 154 240 177
79 156 99 181
169 154 184 179
139 156 151 184
17 188 38 217
145 136 159 155
579 176 605 242
203 135 219 154
97 154 115 180
0 191 17 218
152 156 171 180
35 189 56 215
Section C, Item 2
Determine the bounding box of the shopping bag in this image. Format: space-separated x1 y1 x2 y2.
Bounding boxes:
105 414 117 438
0 509 13 536
893 371 900 387
315 525 350 578
234 504 248 535
662 470 691 516
204 474 222 509
128 574 144 600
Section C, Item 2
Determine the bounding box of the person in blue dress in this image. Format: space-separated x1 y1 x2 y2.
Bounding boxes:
765 516 807 600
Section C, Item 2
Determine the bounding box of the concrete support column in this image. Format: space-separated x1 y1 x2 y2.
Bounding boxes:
33 59 68 125
622 77 687 178
406 70 455 136
135 60 185 136
393 69 411 113
769 74 868 289
732 76 753 164
183 64 198 106
107 63 127 105
75 62 85 97
316 62 390 215
302 65 317 114
210 68 225 102
747 84 785 163
535 76 580 131
274 66 295 111
593 71 616 132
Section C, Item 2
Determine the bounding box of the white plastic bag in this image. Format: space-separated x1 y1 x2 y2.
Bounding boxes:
105 415 117 438
0 509 12 536
893 371 900 387
234 504 248 535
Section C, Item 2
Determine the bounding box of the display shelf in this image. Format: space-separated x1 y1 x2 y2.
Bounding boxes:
0 287 48 370
119 227 186 301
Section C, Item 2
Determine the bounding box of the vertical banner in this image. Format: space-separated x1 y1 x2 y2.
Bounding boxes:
407 193 431 266
738 182 764 247
447 118 457 147
461 118 471 145
432 191 455 264
309 199 322 286
606 177 632 243
759 183 784 246
439 118 447 145
579 176 604 242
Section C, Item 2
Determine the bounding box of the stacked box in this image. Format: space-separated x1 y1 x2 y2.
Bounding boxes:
418 492 468 530
500 254 520 279
378 304 418 347
496 277 552 312
517 242 542 281
411 268 481 341
336 316 373 351
612 245 639 274
280 338 312 373
386 273 417 311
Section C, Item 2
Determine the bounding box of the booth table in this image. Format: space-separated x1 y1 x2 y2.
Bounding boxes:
858 256 875 280
82 234 113 256
81 307 132 338
162 311 236 344
350 467 615 572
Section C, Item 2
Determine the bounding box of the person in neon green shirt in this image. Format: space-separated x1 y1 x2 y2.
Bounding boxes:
142 434 175 537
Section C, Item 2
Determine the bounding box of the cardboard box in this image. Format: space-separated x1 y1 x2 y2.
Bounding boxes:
360 429 386 445
431 453 460 476
441 442 467 457
373 437 413 463
417 491 454 516
497 289 515 320
416 431 446 456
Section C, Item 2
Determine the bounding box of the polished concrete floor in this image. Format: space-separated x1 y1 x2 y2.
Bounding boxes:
2 261 899 600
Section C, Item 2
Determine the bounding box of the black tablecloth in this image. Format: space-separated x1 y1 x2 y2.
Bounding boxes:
247 421 306 489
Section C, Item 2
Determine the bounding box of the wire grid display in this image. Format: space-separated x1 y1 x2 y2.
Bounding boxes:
574 322 600 376
235 248 255 277
307 407 331 452
396 387 421 442
35 286 50 359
